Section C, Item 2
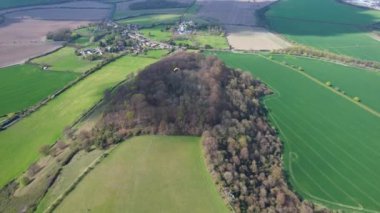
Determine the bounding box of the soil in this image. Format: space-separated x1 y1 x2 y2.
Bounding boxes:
0 1 112 68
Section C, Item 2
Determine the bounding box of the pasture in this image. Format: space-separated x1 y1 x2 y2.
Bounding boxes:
32 47 100 73
117 14 181 27
140 26 172 42
212 51 380 212
266 0 380 61
55 136 229 213
270 54 380 112
35 150 104 213
0 64 77 116
175 33 229 49
0 54 158 188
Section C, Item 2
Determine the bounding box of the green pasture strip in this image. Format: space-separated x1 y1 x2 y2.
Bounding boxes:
31 47 100 73
55 136 229 213
0 64 77 116
270 54 380 112
117 13 181 27
0 55 158 188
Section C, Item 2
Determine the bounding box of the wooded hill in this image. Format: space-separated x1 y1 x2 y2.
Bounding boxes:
77 52 328 212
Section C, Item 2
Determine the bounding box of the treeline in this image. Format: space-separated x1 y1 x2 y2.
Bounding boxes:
73 52 328 212
273 46 380 70
47 28 79 42
129 0 190 10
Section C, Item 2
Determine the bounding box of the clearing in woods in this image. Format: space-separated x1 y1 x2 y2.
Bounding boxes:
55 136 229 213
212 51 380 212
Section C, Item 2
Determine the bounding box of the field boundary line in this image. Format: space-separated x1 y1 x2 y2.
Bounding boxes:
258 54 380 118
44 147 116 213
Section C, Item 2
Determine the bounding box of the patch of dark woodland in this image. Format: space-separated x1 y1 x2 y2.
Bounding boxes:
80 52 328 213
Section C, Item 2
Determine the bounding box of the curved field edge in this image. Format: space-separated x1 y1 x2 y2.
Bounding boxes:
0 54 160 188
54 136 230 213
210 51 380 212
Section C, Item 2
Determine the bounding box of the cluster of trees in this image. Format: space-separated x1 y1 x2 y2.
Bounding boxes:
73 52 328 212
273 46 380 70
47 28 79 42
129 0 190 10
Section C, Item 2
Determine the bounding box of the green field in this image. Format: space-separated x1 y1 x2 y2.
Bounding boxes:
117 14 181 27
140 26 173 42
270 54 380 112
114 5 185 20
266 0 380 62
212 52 380 212
32 47 100 73
141 49 169 59
35 150 104 213
0 55 158 188
55 136 229 213
0 64 77 116
175 33 229 49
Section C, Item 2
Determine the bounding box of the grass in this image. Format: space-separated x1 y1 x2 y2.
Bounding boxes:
32 47 100 73
113 5 185 20
117 14 181 27
55 136 229 213
0 64 77 116
35 150 104 213
0 54 159 188
266 0 380 62
270 54 380 112
140 26 173 42
141 49 169 59
211 51 380 212
175 32 229 49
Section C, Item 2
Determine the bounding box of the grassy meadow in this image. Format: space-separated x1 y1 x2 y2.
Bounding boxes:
117 14 181 27
55 136 229 213
0 64 77 116
32 47 100 73
140 26 173 42
270 54 380 112
266 0 380 61
0 54 158 188
212 51 380 212
35 150 104 213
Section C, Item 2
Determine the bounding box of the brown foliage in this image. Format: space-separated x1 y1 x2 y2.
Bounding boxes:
78 52 328 212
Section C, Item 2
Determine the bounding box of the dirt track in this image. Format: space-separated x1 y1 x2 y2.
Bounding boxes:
197 0 291 51
0 1 112 68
